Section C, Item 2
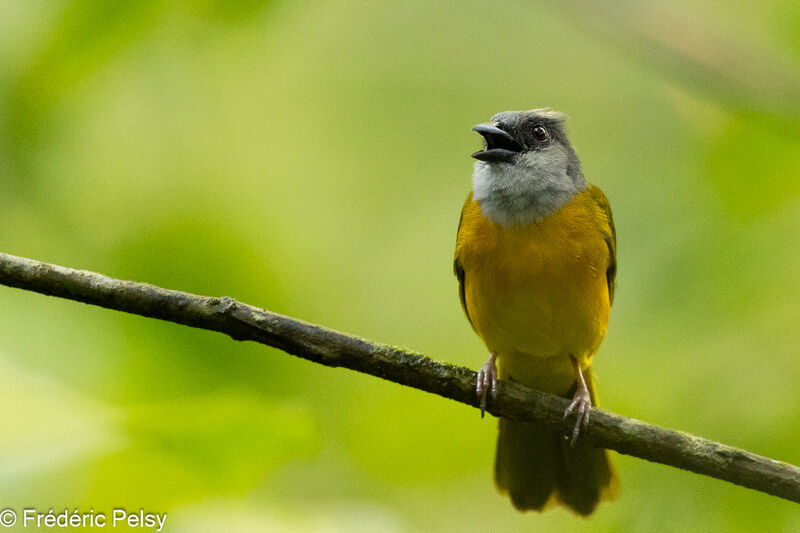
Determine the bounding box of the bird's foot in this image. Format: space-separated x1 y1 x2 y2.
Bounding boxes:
563 355 592 447
476 352 498 418
563 386 592 447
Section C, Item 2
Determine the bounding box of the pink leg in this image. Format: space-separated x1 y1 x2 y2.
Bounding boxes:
563 355 592 447
476 352 498 418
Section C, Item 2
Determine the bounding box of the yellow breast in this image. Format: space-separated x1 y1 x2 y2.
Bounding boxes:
455 188 612 393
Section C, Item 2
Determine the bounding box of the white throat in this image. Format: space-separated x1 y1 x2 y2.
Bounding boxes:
472 145 586 226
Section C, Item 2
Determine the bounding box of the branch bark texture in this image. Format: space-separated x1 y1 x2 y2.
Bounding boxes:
0 252 798 503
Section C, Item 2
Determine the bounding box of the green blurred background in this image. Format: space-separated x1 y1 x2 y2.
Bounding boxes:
2 1 800 531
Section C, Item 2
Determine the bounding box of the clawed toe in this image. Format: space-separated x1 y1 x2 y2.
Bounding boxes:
563 389 592 447
476 352 498 418
564 355 593 447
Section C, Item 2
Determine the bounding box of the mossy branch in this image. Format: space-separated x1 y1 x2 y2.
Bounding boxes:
0 251 798 503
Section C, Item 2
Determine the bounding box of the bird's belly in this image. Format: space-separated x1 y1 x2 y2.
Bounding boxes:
464 224 610 393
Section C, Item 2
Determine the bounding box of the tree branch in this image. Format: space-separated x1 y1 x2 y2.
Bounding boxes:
0 251 798 503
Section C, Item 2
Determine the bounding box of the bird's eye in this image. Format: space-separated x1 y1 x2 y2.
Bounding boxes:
532 125 548 142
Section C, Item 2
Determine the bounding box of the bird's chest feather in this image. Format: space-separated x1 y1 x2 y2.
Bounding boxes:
458 192 611 369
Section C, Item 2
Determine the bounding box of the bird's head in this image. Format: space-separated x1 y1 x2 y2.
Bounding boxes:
471 109 586 226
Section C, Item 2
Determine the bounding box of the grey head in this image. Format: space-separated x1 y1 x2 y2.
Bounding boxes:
471 109 586 226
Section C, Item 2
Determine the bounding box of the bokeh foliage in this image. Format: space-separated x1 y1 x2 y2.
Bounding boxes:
2 1 800 531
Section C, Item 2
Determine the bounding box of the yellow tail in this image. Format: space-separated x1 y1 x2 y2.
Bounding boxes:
494 369 618 515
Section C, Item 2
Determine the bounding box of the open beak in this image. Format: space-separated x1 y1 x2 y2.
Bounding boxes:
471 123 523 163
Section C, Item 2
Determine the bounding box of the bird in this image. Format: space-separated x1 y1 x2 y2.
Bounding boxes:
453 109 618 515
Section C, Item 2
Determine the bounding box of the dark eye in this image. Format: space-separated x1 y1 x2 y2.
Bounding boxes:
532 125 548 141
